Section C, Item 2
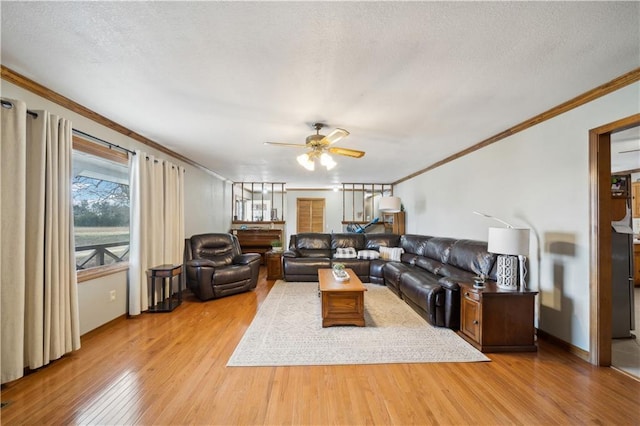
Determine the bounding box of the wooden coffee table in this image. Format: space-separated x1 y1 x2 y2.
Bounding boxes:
318 268 367 327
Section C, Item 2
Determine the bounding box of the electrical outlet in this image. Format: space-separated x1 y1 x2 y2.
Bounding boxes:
109 290 116 302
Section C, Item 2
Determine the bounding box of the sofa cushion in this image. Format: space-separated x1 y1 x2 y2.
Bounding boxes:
212 263 252 285
436 264 476 283
415 256 444 274
423 237 457 263
448 239 497 277
331 259 370 277
365 234 401 250
283 257 331 275
383 261 414 293
369 259 386 280
190 233 235 268
295 233 332 258
296 233 332 250
332 233 365 250
400 234 431 256
400 252 420 265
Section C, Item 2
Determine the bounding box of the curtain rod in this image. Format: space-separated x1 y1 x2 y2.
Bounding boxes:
1 98 38 118
2 99 135 156
73 129 136 156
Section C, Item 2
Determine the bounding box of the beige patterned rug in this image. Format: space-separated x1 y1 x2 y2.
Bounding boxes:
227 281 489 366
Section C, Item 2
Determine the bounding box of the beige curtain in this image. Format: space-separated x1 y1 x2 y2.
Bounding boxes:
1 98 81 384
128 151 185 315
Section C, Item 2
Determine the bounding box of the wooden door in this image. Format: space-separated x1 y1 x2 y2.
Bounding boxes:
297 198 325 233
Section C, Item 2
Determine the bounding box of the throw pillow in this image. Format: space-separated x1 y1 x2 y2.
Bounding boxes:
357 249 380 260
334 247 357 259
379 246 404 262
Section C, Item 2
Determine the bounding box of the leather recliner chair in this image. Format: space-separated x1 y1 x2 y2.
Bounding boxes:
184 233 261 301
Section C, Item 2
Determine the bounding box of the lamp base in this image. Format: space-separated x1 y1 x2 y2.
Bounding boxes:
496 255 518 289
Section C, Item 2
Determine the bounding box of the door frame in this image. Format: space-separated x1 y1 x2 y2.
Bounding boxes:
589 113 640 365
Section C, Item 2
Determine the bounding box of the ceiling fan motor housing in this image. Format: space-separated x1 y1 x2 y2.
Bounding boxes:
306 134 326 147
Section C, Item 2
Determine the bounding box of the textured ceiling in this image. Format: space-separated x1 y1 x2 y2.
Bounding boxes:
2 2 639 187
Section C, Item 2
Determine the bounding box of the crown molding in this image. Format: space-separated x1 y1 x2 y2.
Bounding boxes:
394 67 640 185
1 65 227 181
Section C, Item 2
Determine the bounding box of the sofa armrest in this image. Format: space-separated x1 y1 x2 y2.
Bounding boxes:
186 259 216 268
233 253 261 289
233 253 261 265
185 259 216 300
283 249 300 258
438 276 461 291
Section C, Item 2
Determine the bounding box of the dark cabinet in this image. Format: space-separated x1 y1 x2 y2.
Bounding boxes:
266 250 283 280
458 281 538 352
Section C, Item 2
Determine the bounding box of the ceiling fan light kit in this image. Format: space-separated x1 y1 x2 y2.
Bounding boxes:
265 122 364 171
320 153 337 170
297 153 315 171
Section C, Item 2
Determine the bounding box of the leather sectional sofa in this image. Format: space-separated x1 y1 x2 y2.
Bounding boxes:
283 232 400 283
283 233 498 329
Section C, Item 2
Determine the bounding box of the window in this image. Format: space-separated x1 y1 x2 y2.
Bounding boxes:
72 137 129 278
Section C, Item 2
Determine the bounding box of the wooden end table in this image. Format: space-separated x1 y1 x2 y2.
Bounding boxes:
265 250 283 280
318 268 367 327
147 264 183 313
458 281 538 352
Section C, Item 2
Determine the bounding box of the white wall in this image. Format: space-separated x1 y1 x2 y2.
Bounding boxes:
396 82 640 351
2 81 230 335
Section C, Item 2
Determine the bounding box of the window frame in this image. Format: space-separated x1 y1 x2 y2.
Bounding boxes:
73 136 130 283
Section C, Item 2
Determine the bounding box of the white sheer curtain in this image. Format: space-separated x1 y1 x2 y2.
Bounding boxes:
1 98 80 384
128 150 185 315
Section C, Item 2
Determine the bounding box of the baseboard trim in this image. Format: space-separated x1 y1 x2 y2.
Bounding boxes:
537 328 590 362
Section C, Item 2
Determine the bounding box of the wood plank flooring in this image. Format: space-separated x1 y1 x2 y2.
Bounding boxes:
2 268 639 425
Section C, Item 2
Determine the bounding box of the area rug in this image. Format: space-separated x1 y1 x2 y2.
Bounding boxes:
227 281 489 366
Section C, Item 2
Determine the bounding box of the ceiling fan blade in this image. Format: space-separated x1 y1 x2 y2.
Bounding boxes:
619 148 640 153
329 147 365 158
264 142 308 148
322 128 350 145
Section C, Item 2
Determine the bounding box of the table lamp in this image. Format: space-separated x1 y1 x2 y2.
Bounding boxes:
488 227 530 290
379 196 401 213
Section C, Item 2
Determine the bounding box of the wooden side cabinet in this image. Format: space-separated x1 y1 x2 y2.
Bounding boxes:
382 211 405 235
265 250 283 280
458 282 538 352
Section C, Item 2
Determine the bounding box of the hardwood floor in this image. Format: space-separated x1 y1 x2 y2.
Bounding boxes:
2 268 639 425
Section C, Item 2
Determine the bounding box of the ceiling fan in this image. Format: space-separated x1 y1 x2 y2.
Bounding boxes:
264 123 365 170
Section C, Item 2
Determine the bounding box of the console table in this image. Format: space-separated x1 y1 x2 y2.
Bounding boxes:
458 281 538 352
147 264 183 313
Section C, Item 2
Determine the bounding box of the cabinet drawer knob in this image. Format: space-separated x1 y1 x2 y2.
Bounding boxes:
473 320 479 325
465 292 469 297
